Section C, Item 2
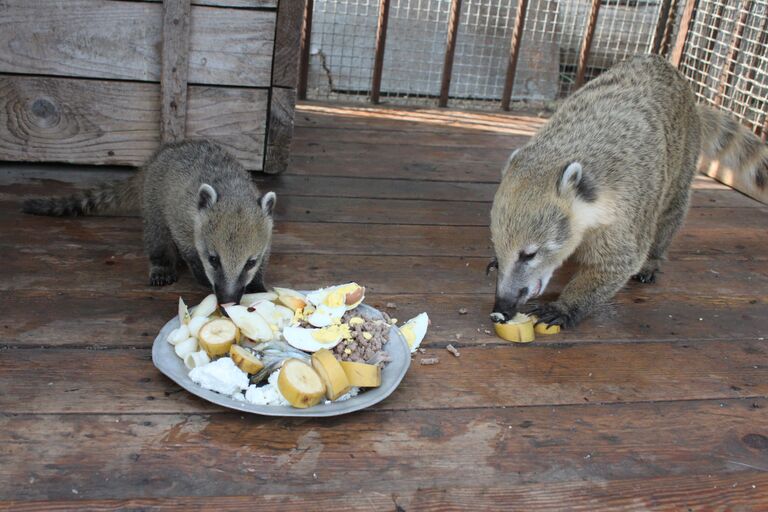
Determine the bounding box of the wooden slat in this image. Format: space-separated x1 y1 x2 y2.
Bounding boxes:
714 0 752 106
160 0 192 144
370 0 391 104
1 283 766 347
650 0 673 54
501 0 529 111
4 473 768 512
670 0 698 67
272 0 306 88
0 0 275 87
2 339 767 412
297 0 314 99
139 0 279 7
658 0 680 57
438 0 463 108
264 88 297 174
574 0 601 90
0 75 268 169
0 399 766 501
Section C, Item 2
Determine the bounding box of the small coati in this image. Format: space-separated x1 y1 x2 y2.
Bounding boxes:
489 55 767 328
23 140 276 305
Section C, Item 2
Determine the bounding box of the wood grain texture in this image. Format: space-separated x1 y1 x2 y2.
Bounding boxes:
438 0 463 108
370 0 391 104
501 0 528 110
574 0 601 89
0 75 267 169
0 0 275 87
272 0 306 88
0 400 766 501
670 0 698 67
264 87 297 173
3 473 768 512
160 0 192 144
2 340 767 412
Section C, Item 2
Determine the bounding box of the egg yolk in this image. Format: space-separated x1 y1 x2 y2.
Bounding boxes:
323 284 360 308
399 324 416 348
311 324 352 343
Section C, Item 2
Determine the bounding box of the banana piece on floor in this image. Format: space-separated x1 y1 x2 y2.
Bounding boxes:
229 344 264 374
340 360 381 387
311 349 351 400
493 313 536 343
278 358 326 408
530 315 561 335
198 318 238 357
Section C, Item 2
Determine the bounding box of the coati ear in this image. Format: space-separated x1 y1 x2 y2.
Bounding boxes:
557 161 596 202
260 191 276 216
198 183 218 210
501 149 520 177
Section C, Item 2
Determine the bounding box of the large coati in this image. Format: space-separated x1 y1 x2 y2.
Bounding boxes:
23 140 276 305
489 55 767 329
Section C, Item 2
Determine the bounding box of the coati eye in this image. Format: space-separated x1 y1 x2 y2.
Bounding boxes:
208 255 220 269
243 258 257 271
519 250 537 262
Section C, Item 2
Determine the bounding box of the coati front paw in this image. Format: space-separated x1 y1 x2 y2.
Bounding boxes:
149 267 178 287
633 259 660 284
527 302 583 329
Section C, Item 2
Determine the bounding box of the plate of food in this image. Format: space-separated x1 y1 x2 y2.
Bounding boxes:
152 283 429 417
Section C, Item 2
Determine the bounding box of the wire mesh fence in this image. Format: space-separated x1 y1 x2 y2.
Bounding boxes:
301 0 767 135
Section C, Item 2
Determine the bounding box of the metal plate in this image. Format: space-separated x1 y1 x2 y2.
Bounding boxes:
152 303 411 417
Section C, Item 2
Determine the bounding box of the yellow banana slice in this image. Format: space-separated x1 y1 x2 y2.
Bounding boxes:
198 318 238 357
277 358 326 408
493 313 536 343
531 315 561 335
311 349 352 400
229 344 264 374
339 360 381 388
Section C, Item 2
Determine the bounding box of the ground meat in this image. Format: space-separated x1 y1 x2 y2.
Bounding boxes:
333 307 390 364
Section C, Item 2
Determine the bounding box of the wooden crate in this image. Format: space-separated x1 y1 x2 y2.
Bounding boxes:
0 0 305 173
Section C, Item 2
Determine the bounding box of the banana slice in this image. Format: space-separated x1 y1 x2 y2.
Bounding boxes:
273 287 308 312
167 324 191 345
311 349 351 400
184 350 211 370
188 316 209 339
198 318 238 357
192 294 218 318
531 315 561 335
229 344 264 374
493 313 536 343
178 297 191 325
277 358 326 408
174 337 198 359
340 360 381 388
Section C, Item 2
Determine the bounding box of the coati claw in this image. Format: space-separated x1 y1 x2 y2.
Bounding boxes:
632 271 657 284
485 258 498 276
527 303 581 329
149 268 178 287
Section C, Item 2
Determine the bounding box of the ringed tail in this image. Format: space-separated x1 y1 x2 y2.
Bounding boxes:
697 105 767 199
22 174 141 217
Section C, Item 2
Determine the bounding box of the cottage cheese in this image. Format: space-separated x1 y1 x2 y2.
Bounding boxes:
244 369 290 406
189 357 249 395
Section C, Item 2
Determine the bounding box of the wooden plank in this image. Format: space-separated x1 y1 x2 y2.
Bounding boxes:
438 0 463 108
2 339 767 413
264 88 297 174
160 0 192 144
272 0 306 88
0 75 267 169
1 282 766 347
713 0 751 106
0 399 766 501
4 473 768 512
297 0 314 99
650 0 673 54
670 0 698 67
137 0 278 7
370 0 391 104
501 0 529 110
0 0 275 87
658 0 680 57
574 0 601 89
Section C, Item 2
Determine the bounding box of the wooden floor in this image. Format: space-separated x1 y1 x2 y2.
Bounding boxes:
1 102 768 510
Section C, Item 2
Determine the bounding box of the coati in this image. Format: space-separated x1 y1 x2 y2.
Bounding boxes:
23 140 276 305
489 55 767 329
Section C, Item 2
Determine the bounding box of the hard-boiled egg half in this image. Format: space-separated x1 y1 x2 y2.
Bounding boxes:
305 283 365 327
283 324 351 352
399 312 429 353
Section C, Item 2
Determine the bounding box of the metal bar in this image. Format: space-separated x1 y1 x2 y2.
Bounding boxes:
658 0 680 57
297 0 314 100
713 0 752 107
439 0 463 108
650 0 673 54
670 0 698 67
574 0 602 90
501 0 529 111
371 0 391 104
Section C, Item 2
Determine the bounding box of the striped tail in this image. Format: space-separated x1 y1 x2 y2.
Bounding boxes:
22 174 141 217
697 105 767 200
